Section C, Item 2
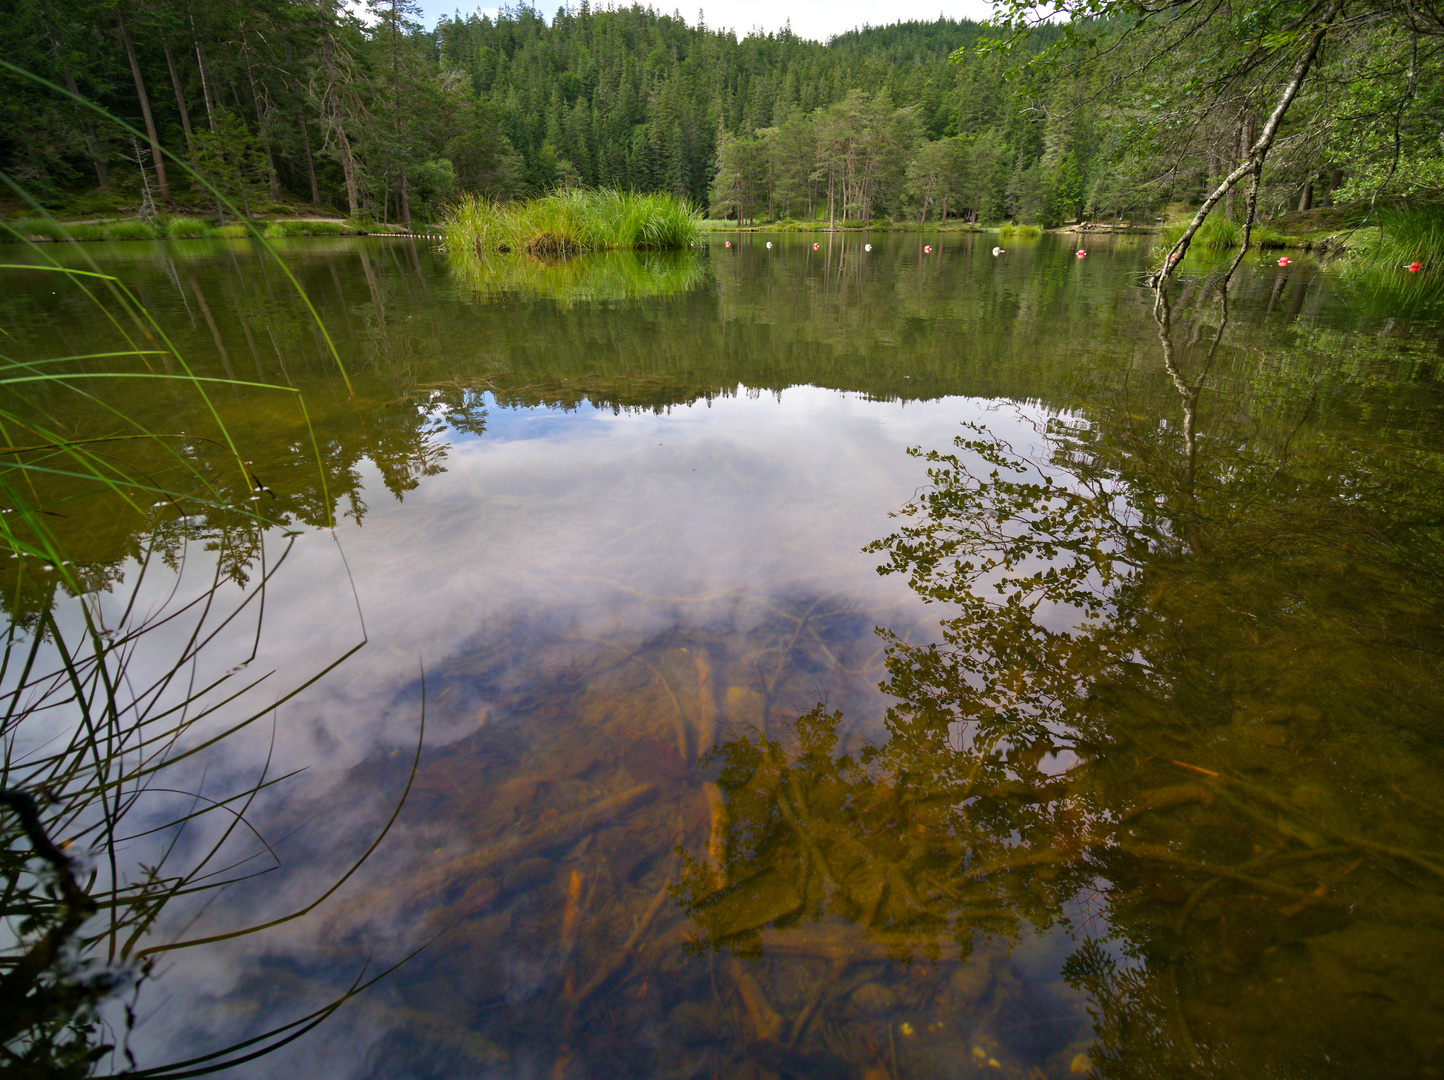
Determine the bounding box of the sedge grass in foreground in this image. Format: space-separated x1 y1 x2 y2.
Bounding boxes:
0 254 426 1077
443 189 701 257
0 150 416 1077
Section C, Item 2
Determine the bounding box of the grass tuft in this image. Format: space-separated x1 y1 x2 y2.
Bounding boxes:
1335 204 1444 315
262 220 349 237
0 216 364 243
1371 203 1444 267
164 215 214 239
4 217 68 242
1250 224 1290 249
443 189 701 259
102 220 158 240
3 218 161 242
1155 215 1243 255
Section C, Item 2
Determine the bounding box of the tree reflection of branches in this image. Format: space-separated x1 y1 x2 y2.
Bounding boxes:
678 299 1444 1074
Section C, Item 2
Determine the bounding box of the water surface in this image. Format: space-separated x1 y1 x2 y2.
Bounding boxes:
3 232 1443 1079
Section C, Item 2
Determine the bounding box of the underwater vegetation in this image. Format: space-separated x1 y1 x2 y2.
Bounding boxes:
7 175 1444 1077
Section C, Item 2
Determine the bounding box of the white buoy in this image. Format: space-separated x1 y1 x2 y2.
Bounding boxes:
992 246 1004 255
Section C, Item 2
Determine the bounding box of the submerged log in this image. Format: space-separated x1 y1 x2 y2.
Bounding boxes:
571 884 671 1002
730 958 783 1040
442 783 657 880
325 784 657 926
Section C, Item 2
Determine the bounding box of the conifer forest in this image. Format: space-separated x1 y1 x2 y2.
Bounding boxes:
4 0 1443 228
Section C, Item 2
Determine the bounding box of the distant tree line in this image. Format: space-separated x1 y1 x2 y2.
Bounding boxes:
3 1 1441 227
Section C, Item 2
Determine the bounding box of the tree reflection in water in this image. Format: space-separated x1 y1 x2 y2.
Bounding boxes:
675 286 1444 1078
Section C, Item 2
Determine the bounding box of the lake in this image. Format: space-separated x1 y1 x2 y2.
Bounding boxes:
2 231 1443 1079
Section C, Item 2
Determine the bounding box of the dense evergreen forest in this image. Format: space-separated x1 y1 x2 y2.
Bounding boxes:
3 0 1441 228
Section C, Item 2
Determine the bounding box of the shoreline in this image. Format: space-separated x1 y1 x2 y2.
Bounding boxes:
2 220 442 243
700 221 1158 234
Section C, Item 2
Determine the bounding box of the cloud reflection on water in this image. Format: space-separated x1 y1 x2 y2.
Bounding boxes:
228 388 1037 754
117 386 1057 1074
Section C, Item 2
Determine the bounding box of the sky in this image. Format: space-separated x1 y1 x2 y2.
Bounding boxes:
416 0 999 42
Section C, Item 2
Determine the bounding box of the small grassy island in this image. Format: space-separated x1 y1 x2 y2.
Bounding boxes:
442 190 701 257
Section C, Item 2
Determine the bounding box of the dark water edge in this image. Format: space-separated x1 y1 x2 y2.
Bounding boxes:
2 233 1444 1079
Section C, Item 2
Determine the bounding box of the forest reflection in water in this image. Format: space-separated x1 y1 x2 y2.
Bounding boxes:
3 235 1444 1079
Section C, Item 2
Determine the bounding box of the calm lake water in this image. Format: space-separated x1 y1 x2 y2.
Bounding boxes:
3 232 1444 1079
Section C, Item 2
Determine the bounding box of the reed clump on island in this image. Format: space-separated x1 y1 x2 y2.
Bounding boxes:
1151 214 1297 259
444 189 701 257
